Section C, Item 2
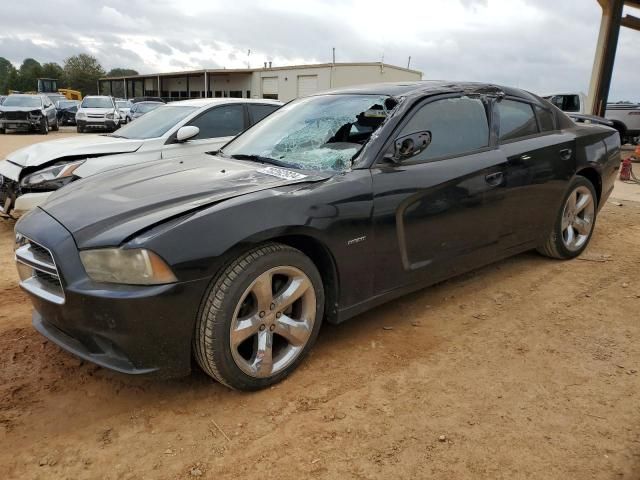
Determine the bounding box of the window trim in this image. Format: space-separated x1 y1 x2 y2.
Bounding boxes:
184 103 249 141
375 93 495 166
247 103 280 125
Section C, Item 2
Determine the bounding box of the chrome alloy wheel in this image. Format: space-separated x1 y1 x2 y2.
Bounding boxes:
230 266 316 378
561 185 595 252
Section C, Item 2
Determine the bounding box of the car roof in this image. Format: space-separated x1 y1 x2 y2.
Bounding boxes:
136 101 164 104
316 80 543 104
168 98 283 107
7 93 45 98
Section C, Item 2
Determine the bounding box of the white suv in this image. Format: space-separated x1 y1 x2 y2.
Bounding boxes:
76 96 121 133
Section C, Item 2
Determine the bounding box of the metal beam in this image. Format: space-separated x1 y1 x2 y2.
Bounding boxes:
621 14 640 30
586 0 624 115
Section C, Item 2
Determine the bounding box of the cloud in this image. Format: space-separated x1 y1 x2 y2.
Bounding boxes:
0 0 638 100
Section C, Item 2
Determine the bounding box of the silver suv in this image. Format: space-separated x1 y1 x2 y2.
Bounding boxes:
75 96 121 133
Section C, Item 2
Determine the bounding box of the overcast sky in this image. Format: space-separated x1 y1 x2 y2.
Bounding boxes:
1 0 638 101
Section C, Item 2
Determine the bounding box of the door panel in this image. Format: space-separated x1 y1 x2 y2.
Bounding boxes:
499 133 576 248
371 149 508 294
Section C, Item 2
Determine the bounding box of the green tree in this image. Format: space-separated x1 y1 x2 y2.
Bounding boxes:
0 57 17 94
63 54 105 96
41 62 65 82
106 68 138 77
17 58 42 91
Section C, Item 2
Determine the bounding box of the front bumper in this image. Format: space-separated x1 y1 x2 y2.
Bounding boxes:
0 118 40 130
16 208 211 378
77 119 117 130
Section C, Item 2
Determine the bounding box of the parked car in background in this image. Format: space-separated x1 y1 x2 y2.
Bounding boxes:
56 100 81 126
544 92 640 144
0 98 282 215
131 96 165 104
75 96 121 133
116 100 133 124
13 82 619 390
126 101 163 122
0 94 58 134
45 93 67 106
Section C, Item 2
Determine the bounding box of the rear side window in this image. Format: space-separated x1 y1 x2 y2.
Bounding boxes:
189 104 245 139
248 104 279 125
399 96 489 161
535 105 555 132
497 100 538 142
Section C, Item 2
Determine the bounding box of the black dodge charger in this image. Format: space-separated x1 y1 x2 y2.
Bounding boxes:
14 82 620 390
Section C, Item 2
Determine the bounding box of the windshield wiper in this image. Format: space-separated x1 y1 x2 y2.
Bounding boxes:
104 133 127 139
228 154 296 169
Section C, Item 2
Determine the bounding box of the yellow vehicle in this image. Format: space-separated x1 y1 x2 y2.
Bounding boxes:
58 89 82 100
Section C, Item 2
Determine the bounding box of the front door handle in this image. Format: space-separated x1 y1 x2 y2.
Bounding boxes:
559 148 572 161
485 172 504 187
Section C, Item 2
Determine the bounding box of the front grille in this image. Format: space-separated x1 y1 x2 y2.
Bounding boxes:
87 114 105 119
4 111 28 121
15 236 65 304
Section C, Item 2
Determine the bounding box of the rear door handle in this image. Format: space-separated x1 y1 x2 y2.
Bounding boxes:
559 148 572 161
485 172 504 187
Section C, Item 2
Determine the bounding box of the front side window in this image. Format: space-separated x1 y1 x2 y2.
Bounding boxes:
497 100 538 142
223 94 396 172
81 97 114 109
188 105 245 139
398 96 489 161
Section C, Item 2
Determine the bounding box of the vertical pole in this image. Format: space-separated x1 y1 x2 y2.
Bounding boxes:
97 80 100 95
586 0 623 116
157 75 161 98
186 76 190 99
204 71 208 97
124 79 127 99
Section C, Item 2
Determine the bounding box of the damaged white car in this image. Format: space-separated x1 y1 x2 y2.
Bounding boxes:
0 98 281 216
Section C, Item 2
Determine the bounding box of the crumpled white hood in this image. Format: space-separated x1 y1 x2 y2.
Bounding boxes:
5 135 144 168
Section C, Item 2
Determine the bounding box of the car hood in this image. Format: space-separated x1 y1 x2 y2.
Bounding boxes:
42 154 328 249
5 135 144 168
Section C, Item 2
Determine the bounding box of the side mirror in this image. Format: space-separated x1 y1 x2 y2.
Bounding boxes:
386 131 431 163
176 125 200 142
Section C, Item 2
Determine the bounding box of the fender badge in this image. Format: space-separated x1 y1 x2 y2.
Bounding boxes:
347 236 367 246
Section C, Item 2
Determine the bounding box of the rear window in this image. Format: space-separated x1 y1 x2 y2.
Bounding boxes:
248 104 279 125
497 100 538 142
535 106 555 132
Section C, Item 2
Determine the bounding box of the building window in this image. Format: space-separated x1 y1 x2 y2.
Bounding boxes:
246 90 251 98
229 90 242 98
215 91 223 98
262 94 278 100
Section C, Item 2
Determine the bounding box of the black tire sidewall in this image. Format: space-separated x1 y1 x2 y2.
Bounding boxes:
201 247 324 390
551 176 598 259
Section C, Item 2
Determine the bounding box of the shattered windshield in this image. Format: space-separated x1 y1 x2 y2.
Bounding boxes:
222 94 395 171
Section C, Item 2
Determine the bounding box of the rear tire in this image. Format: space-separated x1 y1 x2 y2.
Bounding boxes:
0 128 5 134
537 176 598 259
194 243 324 391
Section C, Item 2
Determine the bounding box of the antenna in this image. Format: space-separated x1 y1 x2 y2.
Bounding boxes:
247 49 251 69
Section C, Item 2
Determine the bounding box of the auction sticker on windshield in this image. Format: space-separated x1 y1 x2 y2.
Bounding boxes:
257 166 308 181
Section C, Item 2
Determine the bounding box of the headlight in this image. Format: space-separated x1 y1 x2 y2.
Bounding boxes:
106 112 114 119
76 112 86 119
80 248 177 285
29 110 42 118
20 160 85 188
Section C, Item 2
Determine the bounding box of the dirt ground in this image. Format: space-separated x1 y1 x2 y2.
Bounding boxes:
1 130 640 479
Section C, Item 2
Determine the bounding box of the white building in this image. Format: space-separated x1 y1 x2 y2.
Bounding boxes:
98 62 423 102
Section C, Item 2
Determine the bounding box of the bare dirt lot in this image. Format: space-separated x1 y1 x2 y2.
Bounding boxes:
1 131 639 479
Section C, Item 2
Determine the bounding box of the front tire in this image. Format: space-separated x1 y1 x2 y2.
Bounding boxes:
194 243 324 391
537 176 598 259
51 117 59 131
39 118 49 135
77 125 84 133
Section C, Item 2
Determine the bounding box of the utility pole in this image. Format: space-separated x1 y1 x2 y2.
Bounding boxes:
407 56 411 69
